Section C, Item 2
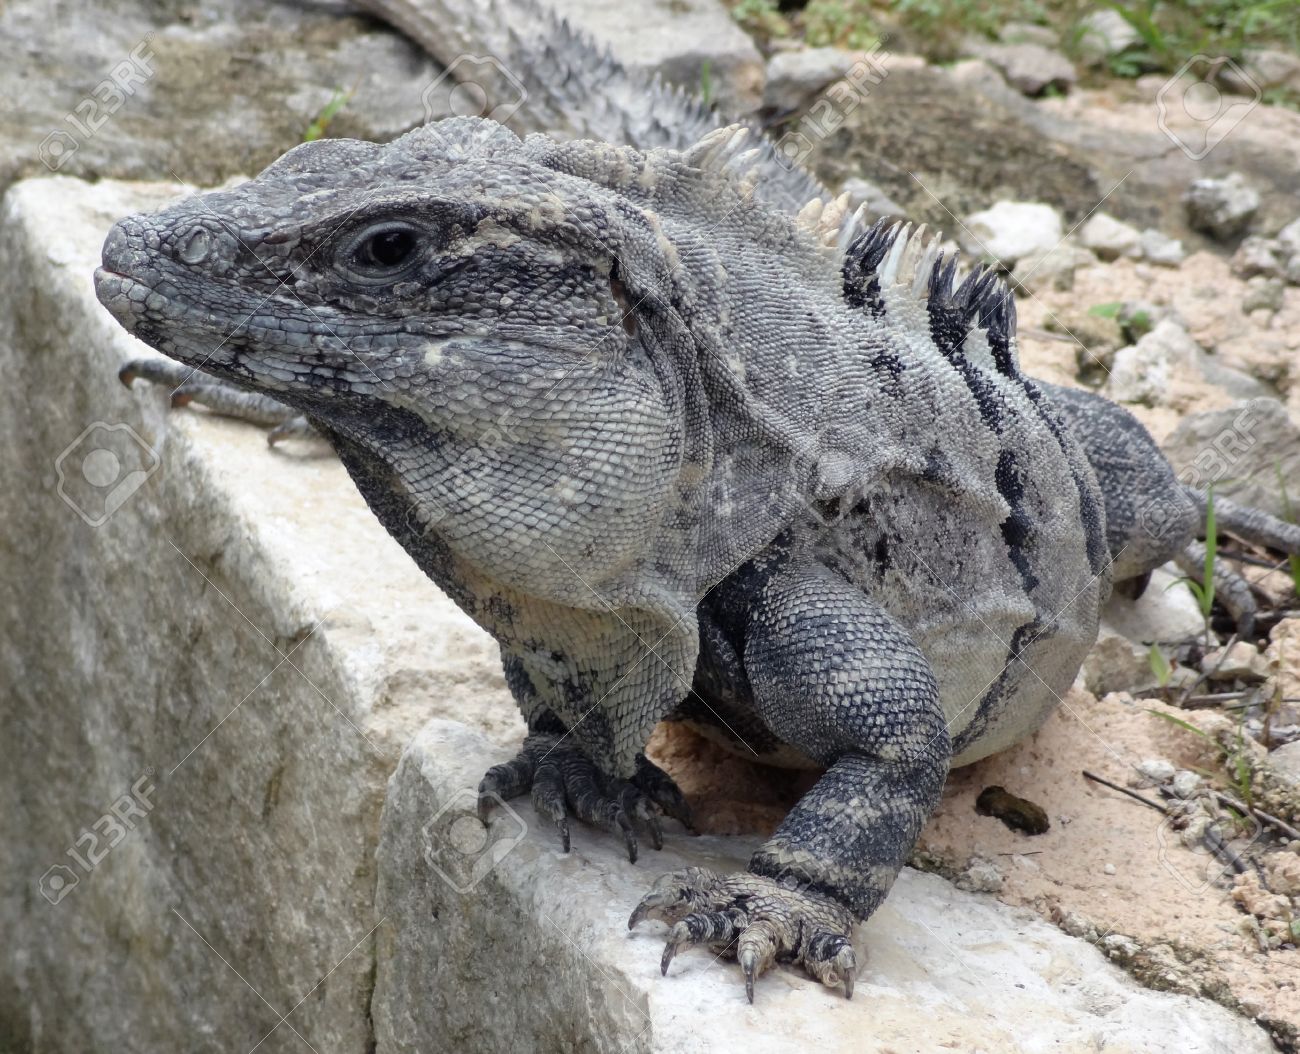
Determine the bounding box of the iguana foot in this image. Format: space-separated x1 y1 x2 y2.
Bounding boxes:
477 734 692 864
629 867 857 1003
119 358 314 443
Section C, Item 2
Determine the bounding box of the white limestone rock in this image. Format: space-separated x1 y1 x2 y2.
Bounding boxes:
1106 319 1273 407
1138 228 1186 266
1269 741 1300 787
1183 173 1260 241
1242 275 1285 314
1102 564 1207 646
1231 235 1286 280
1200 641 1268 681
1277 217 1300 259
970 41 1077 96
959 200 1064 266
0 176 518 1054
1083 624 1161 696
1011 243 1096 293
1079 212 1142 260
1076 9 1140 64
549 0 764 113
1220 48 1300 94
1162 398 1300 520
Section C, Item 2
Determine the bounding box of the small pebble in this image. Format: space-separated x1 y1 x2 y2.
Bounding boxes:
1137 758 1176 783
975 785 1051 834
1172 770 1203 799
1103 862 1117 876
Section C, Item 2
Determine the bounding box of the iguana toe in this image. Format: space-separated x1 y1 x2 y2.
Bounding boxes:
118 357 305 431
633 753 695 831
630 868 858 1002
119 357 190 389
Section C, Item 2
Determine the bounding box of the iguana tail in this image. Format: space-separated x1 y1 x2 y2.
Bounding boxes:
1177 488 1300 639
355 0 829 213
1184 487 1300 556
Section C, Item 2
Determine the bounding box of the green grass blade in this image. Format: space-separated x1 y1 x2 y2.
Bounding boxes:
1144 708 1209 739
303 86 354 143
1201 485 1216 619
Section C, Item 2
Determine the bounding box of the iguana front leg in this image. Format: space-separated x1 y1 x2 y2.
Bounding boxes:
476 634 696 864
631 556 950 1001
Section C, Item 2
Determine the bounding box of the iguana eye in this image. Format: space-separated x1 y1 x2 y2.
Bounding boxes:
341 222 423 281
362 230 416 268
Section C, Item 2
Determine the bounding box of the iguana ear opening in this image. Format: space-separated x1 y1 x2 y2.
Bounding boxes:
609 259 638 337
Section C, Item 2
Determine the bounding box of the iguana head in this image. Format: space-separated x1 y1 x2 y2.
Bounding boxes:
95 119 651 416
95 117 866 609
96 119 708 597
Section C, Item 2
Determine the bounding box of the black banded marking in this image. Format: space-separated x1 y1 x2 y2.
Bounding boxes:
1018 381 1110 578
950 619 1041 754
839 219 1109 583
841 221 897 318
994 449 1039 593
835 221 1112 758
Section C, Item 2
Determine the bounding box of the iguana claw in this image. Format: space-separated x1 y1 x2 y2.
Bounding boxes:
477 733 690 863
630 868 858 1002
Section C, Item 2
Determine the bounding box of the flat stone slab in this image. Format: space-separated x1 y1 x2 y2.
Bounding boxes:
376 720 1275 1053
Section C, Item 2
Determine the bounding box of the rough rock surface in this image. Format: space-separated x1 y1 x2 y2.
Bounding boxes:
969 41 1077 97
1084 565 1207 695
0 0 444 195
1079 212 1142 260
375 720 1276 1054
1010 243 1096 293
1138 228 1186 266
1271 741 1300 786
1075 10 1140 64
544 0 763 113
1183 173 1261 241
1221 48 1300 94
1232 236 1288 280
1106 319 1272 410
1101 565 1206 645
1163 398 1300 520
0 176 519 1054
763 47 855 112
805 56 1300 246
1 0 765 205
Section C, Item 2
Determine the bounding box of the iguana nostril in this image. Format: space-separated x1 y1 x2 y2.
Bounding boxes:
100 220 132 271
178 226 212 265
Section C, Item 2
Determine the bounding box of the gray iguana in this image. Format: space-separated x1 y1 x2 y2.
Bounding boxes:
93 2 1300 1003
95 117 1300 1000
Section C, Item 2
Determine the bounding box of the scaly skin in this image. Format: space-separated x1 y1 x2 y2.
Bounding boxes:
95 116 1300 1003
